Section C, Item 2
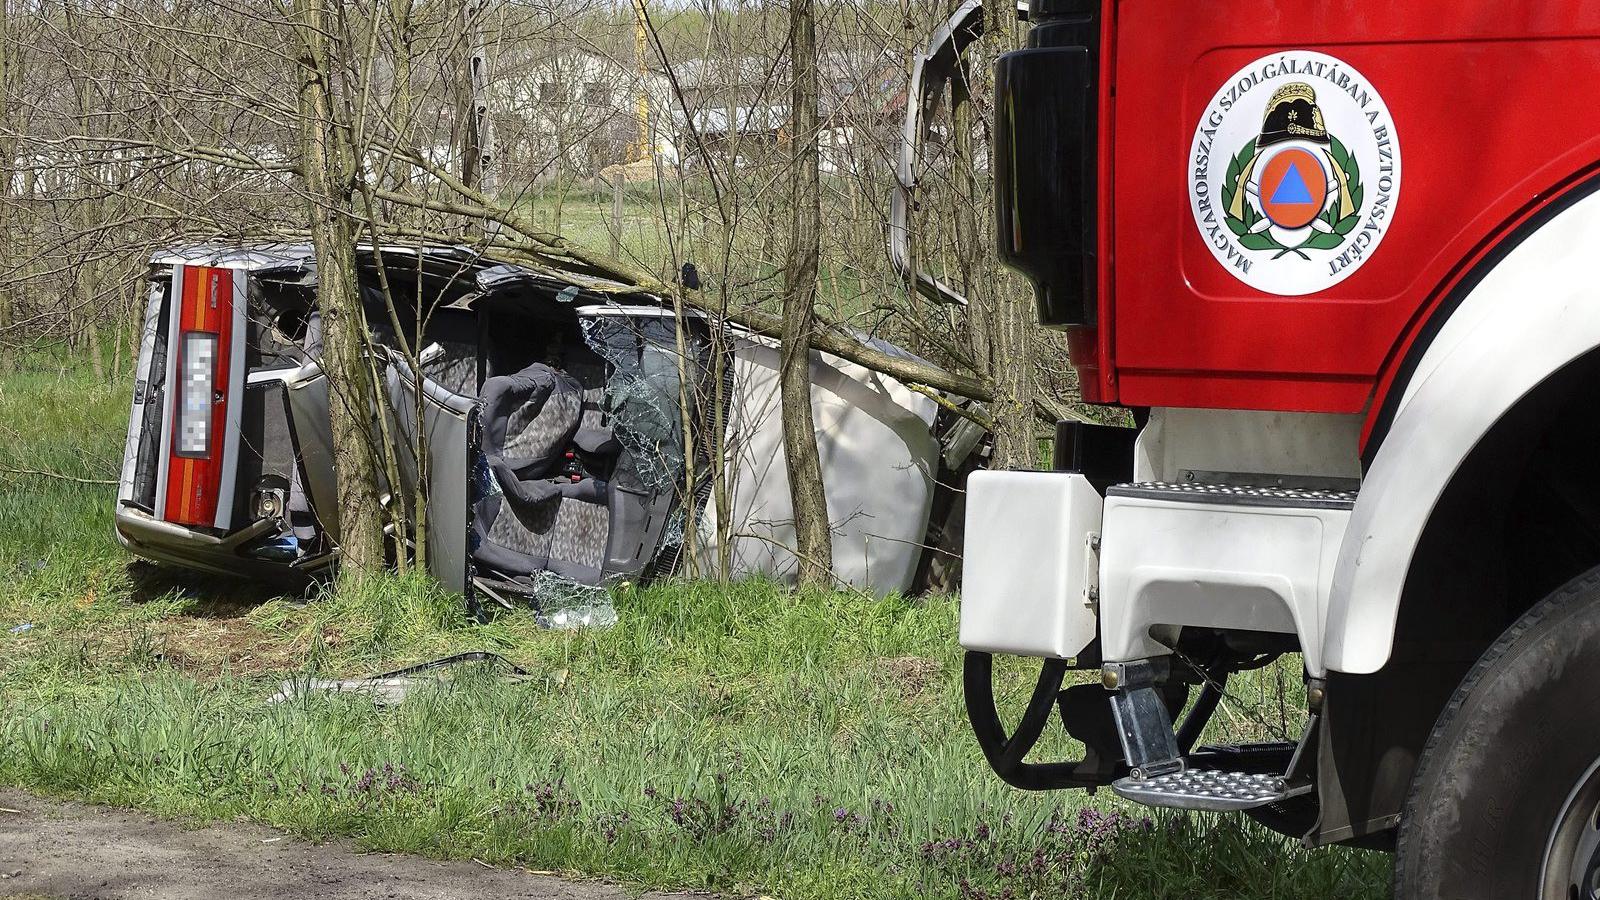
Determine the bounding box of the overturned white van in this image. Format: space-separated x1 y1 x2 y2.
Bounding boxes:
115 244 984 610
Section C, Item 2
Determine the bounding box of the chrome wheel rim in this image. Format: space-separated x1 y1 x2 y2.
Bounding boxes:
1543 755 1600 899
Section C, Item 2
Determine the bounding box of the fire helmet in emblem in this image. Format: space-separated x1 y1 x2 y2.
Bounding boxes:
1188 51 1401 296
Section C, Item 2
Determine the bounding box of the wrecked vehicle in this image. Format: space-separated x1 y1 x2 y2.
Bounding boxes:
115 244 983 609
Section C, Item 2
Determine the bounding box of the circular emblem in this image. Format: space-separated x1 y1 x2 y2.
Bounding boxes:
1188 51 1401 296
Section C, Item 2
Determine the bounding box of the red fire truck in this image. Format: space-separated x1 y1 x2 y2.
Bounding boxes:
901 2 1600 895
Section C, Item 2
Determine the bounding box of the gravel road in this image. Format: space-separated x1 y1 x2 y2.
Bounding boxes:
0 789 704 900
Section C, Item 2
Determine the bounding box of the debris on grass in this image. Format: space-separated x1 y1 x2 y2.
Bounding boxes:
529 573 617 630
267 651 531 706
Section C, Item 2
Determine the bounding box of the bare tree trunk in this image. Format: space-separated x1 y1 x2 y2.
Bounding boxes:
952 77 989 373
293 0 387 574
965 2 1035 468
0 0 16 374
86 307 103 380
462 0 494 198
384 0 431 571
780 0 832 587
62 0 99 380
986 289 1037 466
609 173 623 256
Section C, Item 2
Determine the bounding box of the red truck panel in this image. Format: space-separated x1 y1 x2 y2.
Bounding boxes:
1106 3 1600 423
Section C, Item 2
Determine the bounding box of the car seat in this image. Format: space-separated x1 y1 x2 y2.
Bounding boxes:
471 361 617 584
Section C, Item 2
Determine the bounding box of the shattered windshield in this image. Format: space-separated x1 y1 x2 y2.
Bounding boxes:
580 313 698 497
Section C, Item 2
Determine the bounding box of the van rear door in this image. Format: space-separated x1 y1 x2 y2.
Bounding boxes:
152 264 247 530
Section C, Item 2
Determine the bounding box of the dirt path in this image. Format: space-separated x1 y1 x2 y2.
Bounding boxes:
0 789 704 900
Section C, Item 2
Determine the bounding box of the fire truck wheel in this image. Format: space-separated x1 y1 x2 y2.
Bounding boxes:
1394 565 1600 899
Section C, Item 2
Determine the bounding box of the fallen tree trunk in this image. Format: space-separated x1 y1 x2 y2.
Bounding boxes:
363 146 995 402
366 184 996 402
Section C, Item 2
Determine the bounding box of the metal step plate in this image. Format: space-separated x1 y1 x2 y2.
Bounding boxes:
1106 481 1356 511
1110 769 1313 812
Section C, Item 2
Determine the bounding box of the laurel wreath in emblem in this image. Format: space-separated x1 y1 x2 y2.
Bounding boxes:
1221 135 1365 260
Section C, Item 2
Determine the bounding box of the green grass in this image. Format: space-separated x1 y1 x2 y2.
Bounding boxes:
515 179 913 326
0 357 1392 899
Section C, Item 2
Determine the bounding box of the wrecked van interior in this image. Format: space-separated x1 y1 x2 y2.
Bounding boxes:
116 244 983 615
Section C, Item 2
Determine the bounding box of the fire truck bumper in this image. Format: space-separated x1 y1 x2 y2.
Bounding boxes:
959 470 1104 659
959 472 1355 677
959 470 1353 809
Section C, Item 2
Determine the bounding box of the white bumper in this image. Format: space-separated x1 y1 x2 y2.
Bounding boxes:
959 474 1353 677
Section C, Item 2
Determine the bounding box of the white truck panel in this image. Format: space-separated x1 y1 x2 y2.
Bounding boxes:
1328 187 1600 673
1133 408 1363 485
958 471 1102 658
1099 493 1350 676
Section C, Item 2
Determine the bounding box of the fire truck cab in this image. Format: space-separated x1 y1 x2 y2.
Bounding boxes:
912 2 1600 895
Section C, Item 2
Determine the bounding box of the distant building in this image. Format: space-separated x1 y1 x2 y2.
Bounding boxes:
494 48 678 181
490 44 902 181
671 50 901 175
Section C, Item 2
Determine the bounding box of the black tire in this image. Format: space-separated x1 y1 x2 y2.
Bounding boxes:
1395 565 1600 899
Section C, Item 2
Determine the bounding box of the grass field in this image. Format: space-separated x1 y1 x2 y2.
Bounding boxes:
514 179 916 328
0 358 1392 899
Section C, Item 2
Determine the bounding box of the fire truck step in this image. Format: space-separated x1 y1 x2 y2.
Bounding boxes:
1105 481 1357 510
1109 769 1312 813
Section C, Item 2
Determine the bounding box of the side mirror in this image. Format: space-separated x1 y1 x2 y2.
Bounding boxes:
994 43 1097 328
888 0 999 307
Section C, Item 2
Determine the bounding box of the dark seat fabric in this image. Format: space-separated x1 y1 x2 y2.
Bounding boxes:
471 362 614 585
481 363 583 476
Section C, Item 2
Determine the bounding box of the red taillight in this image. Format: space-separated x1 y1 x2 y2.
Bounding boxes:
157 265 241 529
